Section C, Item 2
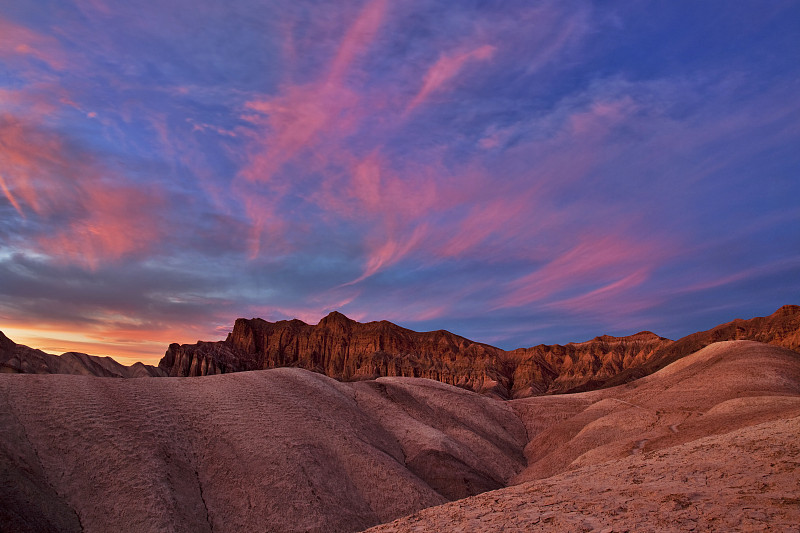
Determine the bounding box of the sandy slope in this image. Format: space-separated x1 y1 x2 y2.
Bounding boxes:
366 341 800 532
0 369 525 533
366 415 800 532
512 341 800 482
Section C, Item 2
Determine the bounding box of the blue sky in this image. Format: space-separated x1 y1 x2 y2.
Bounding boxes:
1 0 798 364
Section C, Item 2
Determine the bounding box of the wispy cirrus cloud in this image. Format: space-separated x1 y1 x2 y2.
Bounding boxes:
405 44 497 113
0 17 67 71
0 114 168 269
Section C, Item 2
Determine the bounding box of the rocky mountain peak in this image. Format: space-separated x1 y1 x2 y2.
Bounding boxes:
318 310 354 327
775 304 800 316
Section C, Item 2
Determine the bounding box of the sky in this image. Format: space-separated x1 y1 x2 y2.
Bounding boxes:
1 1 798 365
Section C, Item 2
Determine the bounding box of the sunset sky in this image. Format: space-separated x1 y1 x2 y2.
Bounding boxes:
1 1 799 365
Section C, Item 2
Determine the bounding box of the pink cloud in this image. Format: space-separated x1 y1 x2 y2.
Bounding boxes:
233 3 395 258
328 0 388 82
0 114 166 269
406 44 496 113
549 268 651 315
239 0 388 185
0 17 67 71
496 235 662 310
568 97 637 137
345 223 429 286
0 174 25 217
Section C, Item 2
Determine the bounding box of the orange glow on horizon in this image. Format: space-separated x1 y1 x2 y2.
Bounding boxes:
1 325 227 367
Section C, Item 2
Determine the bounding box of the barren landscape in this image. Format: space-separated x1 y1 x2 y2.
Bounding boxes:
2 310 800 532
3 1 799 531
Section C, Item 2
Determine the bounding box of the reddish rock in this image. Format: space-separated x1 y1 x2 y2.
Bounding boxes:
602 304 800 387
161 312 509 395
158 306 800 398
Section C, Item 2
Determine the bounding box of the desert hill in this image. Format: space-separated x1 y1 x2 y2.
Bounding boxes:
0 331 165 377
0 367 526 532
367 341 800 532
367 415 800 532
158 305 800 398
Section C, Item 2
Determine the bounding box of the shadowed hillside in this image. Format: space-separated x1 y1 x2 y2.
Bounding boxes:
0 368 526 532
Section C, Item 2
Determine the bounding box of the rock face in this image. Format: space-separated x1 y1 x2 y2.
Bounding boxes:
0 331 165 378
5 305 799 395
160 312 510 396
158 305 800 398
505 331 671 395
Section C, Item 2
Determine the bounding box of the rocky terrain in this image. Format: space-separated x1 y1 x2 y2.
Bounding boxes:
367 415 800 533
367 341 800 532
158 305 800 398
0 331 165 377
1 340 799 532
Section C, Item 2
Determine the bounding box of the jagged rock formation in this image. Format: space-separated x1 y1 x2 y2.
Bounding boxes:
504 331 671 395
0 331 165 378
3 305 798 396
160 311 510 396
158 305 800 398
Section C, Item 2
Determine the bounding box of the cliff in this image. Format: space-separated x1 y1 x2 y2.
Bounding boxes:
160 311 510 397
602 304 800 387
158 306 800 398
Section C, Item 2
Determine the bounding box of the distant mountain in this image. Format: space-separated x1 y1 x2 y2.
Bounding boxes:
157 305 800 398
3 305 798 393
0 331 165 378
159 311 508 395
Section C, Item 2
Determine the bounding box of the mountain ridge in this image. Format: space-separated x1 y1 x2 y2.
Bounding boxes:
2 305 798 398
0 331 165 378
157 305 800 398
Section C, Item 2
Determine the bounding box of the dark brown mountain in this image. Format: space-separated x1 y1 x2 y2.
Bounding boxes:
159 311 510 396
157 305 800 398
0 331 166 378
504 330 672 395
